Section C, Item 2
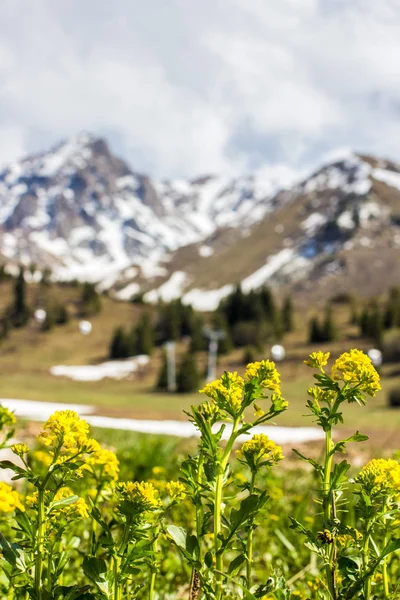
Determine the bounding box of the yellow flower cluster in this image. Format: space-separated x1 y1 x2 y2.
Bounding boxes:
237 433 283 471
53 487 89 519
11 443 29 457
0 406 16 429
117 481 162 510
331 349 381 396
85 439 120 483
356 458 400 497
200 371 244 413
38 410 91 452
0 482 24 513
165 480 186 501
304 351 330 370
33 450 52 467
245 360 281 393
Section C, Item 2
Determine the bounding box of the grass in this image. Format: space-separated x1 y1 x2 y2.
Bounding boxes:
0 279 400 445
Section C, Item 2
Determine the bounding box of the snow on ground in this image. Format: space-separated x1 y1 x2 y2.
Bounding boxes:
144 271 188 303
50 356 149 382
0 399 324 445
198 245 214 257
241 249 294 292
302 212 327 234
182 284 234 311
373 167 400 191
115 282 141 300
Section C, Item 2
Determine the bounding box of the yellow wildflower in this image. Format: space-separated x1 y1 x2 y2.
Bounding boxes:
117 481 162 510
0 406 16 429
200 371 244 414
304 351 330 370
11 443 29 457
152 466 166 476
52 487 89 519
237 433 283 471
26 491 38 507
0 482 24 513
38 410 90 452
331 349 381 396
84 439 119 483
33 450 52 467
165 480 186 501
245 360 281 393
356 458 400 497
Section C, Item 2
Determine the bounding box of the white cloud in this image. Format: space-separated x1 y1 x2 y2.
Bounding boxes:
0 0 400 177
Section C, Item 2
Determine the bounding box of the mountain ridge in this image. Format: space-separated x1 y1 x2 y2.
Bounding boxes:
0 134 399 308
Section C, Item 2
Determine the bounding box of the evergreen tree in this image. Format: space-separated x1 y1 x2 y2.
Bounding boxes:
260 286 277 321
176 352 200 393
135 314 153 355
81 282 101 316
155 351 169 391
360 306 370 337
109 327 131 359
349 299 359 326
281 296 294 333
384 287 400 329
55 304 69 325
0 317 10 340
13 266 29 327
190 316 205 353
40 267 52 286
223 284 245 326
322 306 337 342
42 309 55 332
369 302 383 346
308 316 322 344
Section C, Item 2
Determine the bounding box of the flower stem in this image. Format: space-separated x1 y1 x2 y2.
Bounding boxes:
113 554 122 600
149 525 160 600
362 520 371 600
323 426 336 600
34 487 46 600
382 500 390 598
214 418 240 600
246 471 256 590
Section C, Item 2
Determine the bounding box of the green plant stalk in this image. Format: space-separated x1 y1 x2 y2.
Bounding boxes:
214 418 240 600
34 487 46 600
323 425 336 600
362 519 371 600
382 501 390 599
246 471 256 590
113 554 122 600
149 524 160 600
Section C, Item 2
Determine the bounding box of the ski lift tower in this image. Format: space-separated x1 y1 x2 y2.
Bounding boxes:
164 340 177 392
204 328 226 382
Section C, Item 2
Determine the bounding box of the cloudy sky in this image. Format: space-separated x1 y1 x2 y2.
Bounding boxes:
1 0 400 179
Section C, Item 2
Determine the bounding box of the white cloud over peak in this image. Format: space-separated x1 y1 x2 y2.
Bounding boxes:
1 0 400 178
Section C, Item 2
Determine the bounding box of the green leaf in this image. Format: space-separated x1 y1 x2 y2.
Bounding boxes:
228 554 246 575
230 494 259 531
204 551 213 568
330 460 351 490
48 495 79 514
380 538 400 559
166 525 187 550
186 534 200 562
82 556 111 598
0 533 28 571
292 449 323 474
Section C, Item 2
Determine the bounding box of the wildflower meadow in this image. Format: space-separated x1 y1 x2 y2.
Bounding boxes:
0 349 399 600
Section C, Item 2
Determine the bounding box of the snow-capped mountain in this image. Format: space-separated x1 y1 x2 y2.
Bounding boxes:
0 133 292 284
136 153 400 308
1 134 400 307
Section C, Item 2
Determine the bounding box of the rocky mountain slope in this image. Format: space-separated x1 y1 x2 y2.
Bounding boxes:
1 134 400 308
0 133 286 285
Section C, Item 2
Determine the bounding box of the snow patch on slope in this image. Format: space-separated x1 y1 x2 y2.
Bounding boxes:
50 356 149 382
